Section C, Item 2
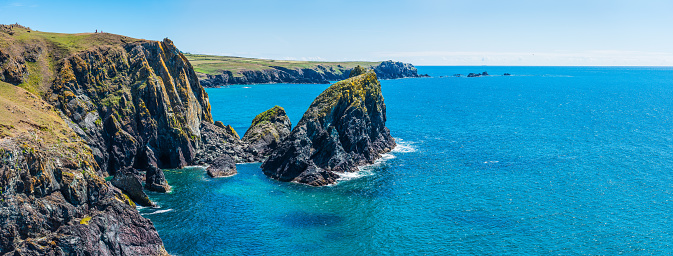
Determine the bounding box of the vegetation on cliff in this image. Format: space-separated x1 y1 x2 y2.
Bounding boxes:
0 24 220 255
0 81 167 255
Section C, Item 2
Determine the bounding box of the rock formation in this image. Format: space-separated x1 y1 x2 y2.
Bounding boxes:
261 67 396 186
0 81 167 255
206 154 237 178
242 106 292 157
0 24 229 255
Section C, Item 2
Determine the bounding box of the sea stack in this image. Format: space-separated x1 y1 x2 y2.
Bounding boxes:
242 105 292 157
261 66 396 186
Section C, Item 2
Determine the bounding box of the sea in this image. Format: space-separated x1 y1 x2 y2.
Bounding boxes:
139 66 673 255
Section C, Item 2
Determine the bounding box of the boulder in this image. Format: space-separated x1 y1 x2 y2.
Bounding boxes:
206 155 237 177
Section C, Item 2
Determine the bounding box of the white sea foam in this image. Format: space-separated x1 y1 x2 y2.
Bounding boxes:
391 138 417 153
143 209 174 215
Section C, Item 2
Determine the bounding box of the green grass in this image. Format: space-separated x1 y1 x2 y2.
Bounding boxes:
185 54 381 77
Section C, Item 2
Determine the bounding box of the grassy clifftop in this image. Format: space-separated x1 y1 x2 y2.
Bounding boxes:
0 24 146 96
185 53 380 78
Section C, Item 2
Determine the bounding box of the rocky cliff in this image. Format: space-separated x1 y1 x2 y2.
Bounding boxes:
192 57 427 87
0 24 225 255
261 67 396 186
0 81 167 255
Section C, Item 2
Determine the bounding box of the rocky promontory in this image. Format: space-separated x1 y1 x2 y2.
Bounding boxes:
186 54 428 87
0 24 251 255
261 66 396 186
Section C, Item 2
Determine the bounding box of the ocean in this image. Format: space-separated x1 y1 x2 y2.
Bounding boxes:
140 66 673 255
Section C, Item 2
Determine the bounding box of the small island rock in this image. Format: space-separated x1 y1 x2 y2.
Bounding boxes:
261 67 396 186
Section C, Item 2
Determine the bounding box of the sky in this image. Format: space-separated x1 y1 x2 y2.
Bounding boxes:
1 0 672 66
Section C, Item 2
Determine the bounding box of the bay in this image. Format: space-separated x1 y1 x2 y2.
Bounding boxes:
142 66 673 255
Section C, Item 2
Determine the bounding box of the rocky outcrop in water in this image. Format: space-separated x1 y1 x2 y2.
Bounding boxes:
206 154 237 178
261 67 396 186
199 61 427 87
242 106 292 157
194 106 292 167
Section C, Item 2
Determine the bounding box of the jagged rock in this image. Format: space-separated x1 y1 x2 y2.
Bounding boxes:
504 73 511 76
481 71 489 76
242 106 292 157
467 73 480 77
50 38 211 176
111 169 154 207
261 68 396 186
135 147 170 192
0 81 166 255
206 155 237 177
195 121 254 164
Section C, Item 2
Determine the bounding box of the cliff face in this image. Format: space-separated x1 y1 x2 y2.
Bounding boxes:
0 82 167 255
51 38 212 176
261 68 396 186
198 61 425 87
0 25 221 254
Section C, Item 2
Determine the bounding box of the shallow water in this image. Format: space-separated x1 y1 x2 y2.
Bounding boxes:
141 66 673 255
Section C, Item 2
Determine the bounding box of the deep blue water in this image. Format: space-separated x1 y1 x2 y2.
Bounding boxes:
141 66 673 255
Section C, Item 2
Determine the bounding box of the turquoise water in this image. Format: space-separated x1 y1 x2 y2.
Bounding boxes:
141 66 673 255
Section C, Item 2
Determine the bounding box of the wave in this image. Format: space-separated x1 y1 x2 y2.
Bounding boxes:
392 138 417 153
143 209 174 215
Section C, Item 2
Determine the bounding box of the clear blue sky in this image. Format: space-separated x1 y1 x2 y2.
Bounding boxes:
1 0 672 65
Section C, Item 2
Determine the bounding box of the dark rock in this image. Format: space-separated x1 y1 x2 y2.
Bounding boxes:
242 106 292 157
206 155 237 177
262 68 396 186
453 74 462 77
0 134 166 255
214 120 226 129
504 73 511 76
195 121 254 164
110 169 154 207
467 73 481 77
50 38 211 177
482 71 489 76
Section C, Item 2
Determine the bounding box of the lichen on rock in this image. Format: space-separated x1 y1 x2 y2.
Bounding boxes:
261 69 396 186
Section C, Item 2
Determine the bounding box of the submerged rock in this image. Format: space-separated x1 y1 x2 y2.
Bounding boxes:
242 106 292 157
261 67 396 186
